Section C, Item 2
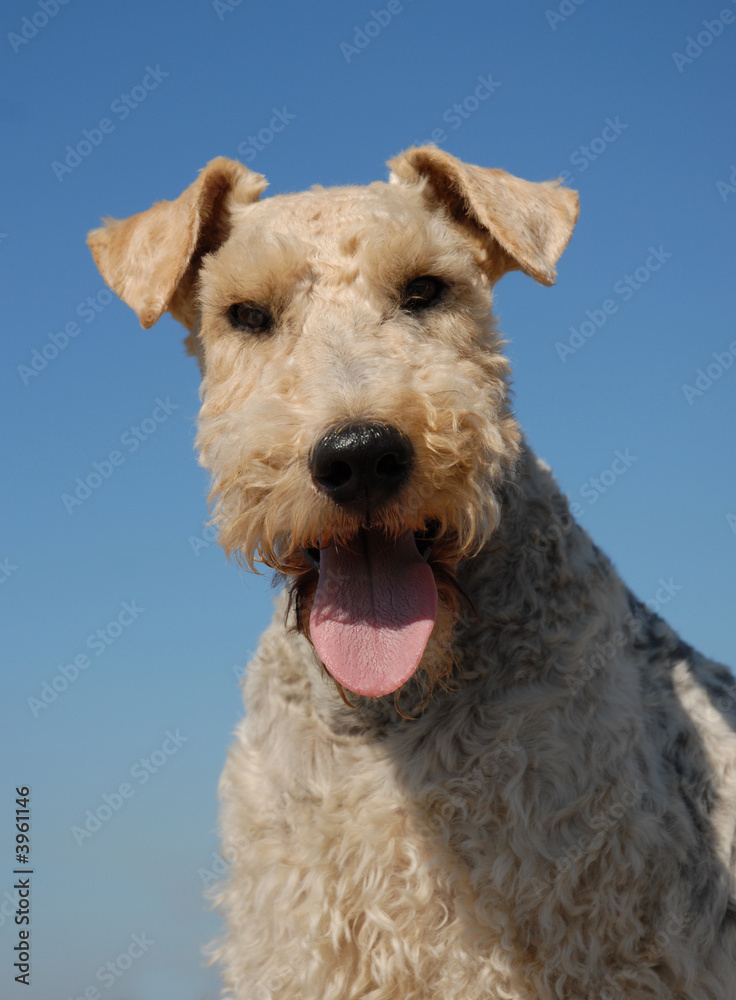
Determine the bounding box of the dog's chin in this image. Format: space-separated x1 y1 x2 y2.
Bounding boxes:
283 525 466 707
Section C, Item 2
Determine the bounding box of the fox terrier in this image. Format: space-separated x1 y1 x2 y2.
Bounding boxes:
88 146 736 999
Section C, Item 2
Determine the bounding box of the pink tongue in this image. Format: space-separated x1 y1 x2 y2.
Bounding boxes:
309 530 437 697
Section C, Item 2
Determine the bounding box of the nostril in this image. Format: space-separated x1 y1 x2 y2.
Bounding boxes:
316 459 353 491
375 452 406 482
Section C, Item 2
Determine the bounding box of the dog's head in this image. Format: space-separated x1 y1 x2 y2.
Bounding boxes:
88 147 578 701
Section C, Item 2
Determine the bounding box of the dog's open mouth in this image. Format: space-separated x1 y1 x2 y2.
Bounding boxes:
304 526 439 698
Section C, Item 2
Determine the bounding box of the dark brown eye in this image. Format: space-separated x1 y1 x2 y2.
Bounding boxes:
228 303 272 334
401 276 446 312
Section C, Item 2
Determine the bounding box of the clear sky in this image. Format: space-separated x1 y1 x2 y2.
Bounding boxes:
1 1 734 997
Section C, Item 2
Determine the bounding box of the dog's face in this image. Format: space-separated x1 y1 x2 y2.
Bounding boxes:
88 147 578 700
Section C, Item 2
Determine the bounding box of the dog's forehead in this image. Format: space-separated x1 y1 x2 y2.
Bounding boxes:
226 178 444 254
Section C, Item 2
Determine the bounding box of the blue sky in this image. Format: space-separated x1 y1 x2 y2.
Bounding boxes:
1 1 734 997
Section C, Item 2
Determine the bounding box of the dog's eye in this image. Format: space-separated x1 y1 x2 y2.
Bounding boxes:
401 276 445 312
228 303 272 334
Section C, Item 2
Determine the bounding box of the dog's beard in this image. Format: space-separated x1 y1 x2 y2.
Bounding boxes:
203 463 508 704
198 400 517 703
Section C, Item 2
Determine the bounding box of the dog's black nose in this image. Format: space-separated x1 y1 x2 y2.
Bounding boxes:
310 422 414 507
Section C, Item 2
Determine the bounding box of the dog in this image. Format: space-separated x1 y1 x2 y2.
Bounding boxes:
88 146 736 999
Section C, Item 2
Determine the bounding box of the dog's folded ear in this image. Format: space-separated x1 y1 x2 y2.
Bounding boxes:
388 146 579 286
87 157 267 330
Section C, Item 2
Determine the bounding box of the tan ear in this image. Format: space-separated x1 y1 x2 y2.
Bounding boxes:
388 145 578 286
87 157 267 330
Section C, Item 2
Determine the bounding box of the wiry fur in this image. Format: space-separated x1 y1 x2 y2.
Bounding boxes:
87 147 736 999
194 184 519 574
